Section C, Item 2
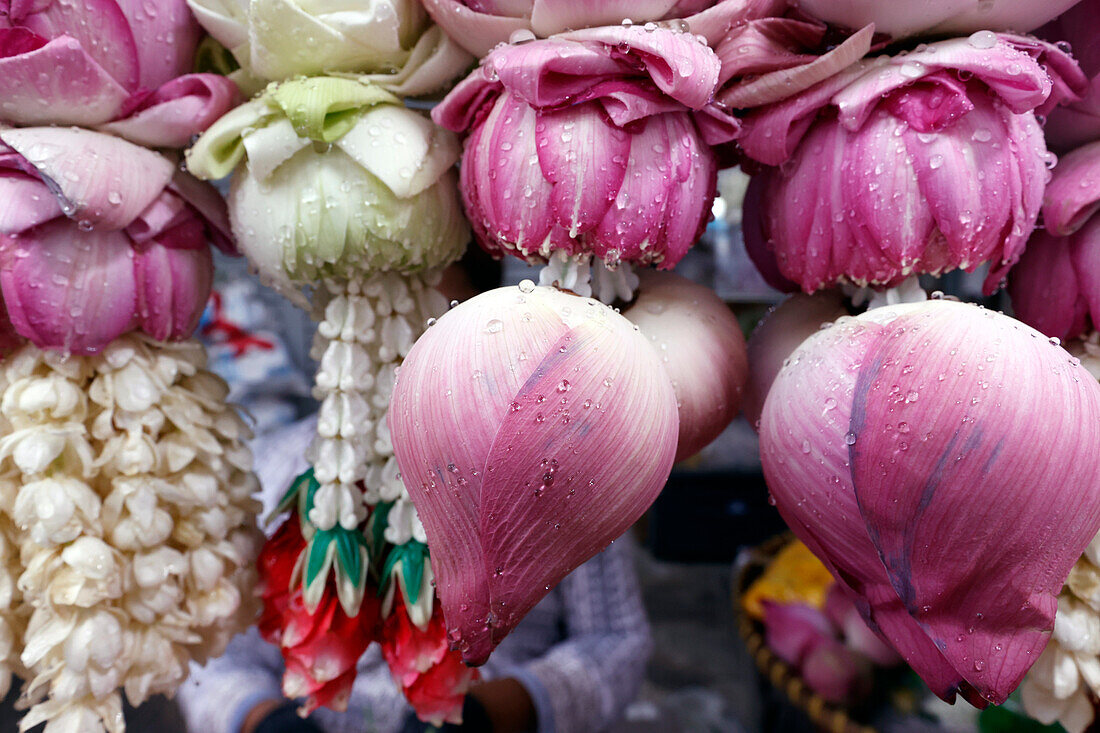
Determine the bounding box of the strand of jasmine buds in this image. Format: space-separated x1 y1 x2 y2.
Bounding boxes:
309 272 448 538
538 251 640 304
0 336 261 733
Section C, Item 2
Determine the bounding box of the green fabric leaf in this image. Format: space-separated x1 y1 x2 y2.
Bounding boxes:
369 502 393 553
270 77 399 143
273 468 316 516
334 528 367 590
401 542 428 605
305 530 335 589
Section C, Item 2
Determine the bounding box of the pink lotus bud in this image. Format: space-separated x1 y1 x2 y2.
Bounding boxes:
0 127 232 355
743 291 848 429
823 585 903 667
762 600 835 667
802 636 873 705
0 0 237 147
389 284 678 664
792 0 1082 40
420 0 781 57
432 25 738 271
1039 0 1100 151
760 299 1100 706
623 271 747 460
741 35 1084 294
1008 141 1100 342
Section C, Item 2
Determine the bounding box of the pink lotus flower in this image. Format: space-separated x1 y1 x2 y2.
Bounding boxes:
381 596 479 727
0 0 237 148
1039 0 1100 151
740 35 1084 294
432 25 739 271
760 299 1100 706
791 0 1082 40
258 515 383 715
1008 141 1100 342
623 270 748 460
743 291 848 429
0 126 232 355
420 0 781 57
389 284 678 665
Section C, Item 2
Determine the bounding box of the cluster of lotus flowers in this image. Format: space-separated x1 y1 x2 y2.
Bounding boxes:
5 0 1100 729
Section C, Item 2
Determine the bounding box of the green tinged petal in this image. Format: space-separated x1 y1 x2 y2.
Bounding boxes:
271 77 399 143
186 99 271 180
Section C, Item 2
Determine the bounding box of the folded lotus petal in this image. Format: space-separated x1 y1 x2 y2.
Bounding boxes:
717 21 873 109
0 127 175 231
529 0 707 35
623 270 746 460
743 291 847 429
114 0 201 88
845 301 1100 704
357 25 475 99
183 0 249 54
1044 141 1100 237
0 222 137 354
166 171 234 253
0 32 131 127
389 285 678 664
97 74 239 149
184 98 271 180
18 0 139 91
0 171 61 235
501 26 721 111
420 0 530 58
133 240 213 343
760 310 965 700
794 0 1081 39
824 585 902 666
762 601 834 667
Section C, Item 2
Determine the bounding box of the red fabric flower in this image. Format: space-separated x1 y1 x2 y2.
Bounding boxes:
381 596 479 726
258 515 382 714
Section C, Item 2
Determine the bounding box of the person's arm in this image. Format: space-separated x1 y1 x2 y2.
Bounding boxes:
178 627 288 733
507 536 653 733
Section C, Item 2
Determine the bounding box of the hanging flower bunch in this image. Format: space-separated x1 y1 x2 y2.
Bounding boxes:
183 4 481 721
0 1 260 730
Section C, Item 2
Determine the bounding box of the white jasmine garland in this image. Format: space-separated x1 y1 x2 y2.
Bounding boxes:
1022 532 1100 733
0 335 262 733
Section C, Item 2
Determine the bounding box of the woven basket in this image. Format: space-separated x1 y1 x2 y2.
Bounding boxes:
733 533 877 733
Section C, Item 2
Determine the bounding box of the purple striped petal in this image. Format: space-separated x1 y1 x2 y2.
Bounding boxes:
1007 229 1089 342
0 221 137 355
847 302 1100 704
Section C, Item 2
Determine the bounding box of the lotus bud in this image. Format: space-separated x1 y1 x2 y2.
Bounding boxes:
185 0 473 97
1038 0 1100 151
801 637 873 705
421 0 783 55
743 291 847 429
389 283 679 664
0 334 261 732
823 585 902 667
432 26 739 299
187 77 467 299
741 35 1085 295
792 0 1082 40
762 601 834 667
1008 141 1100 343
760 299 1100 706
0 127 232 356
0 0 237 147
623 271 747 460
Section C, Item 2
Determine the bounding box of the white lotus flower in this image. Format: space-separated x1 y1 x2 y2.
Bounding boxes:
186 0 473 96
